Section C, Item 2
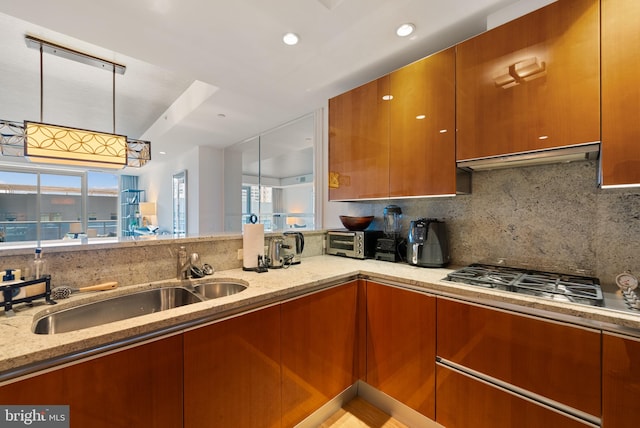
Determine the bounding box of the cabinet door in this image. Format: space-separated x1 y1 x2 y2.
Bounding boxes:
436 365 594 428
389 48 456 197
328 76 390 200
436 298 601 418
456 0 599 161
281 281 359 427
0 335 183 428
183 306 281 428
603 333 640 428
601 0 640 186
366 281 436 418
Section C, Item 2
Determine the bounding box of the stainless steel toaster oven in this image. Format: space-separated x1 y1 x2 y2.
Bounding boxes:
326 230 382 259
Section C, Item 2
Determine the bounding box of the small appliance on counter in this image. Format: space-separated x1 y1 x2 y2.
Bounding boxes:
283 231 304 264
375 205 403 262
267 236 293 268
326 229 382 259
406 218 450 267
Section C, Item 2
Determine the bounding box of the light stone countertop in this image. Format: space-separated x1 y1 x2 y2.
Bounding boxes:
2 255 640 383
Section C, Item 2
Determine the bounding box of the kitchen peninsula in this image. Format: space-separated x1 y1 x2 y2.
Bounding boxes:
0 244 639 427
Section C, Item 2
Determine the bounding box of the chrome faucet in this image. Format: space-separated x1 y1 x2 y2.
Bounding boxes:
177 246 190 280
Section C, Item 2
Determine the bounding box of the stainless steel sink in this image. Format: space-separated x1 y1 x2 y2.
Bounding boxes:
193 281 247 299
33 287 203 335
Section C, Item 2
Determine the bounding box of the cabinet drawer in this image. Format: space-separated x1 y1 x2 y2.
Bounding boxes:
436 298 601 417
436 364 596 428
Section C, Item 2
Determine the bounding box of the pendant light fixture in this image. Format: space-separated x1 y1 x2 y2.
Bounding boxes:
0 35 151 169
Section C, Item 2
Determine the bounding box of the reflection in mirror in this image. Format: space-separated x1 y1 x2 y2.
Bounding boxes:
224 113 316 233
172 170 187 236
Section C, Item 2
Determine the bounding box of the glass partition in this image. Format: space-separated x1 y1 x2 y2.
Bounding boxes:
224 112 317 233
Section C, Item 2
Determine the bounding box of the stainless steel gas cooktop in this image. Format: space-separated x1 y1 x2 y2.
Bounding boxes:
445 263 604 307
445 263 640 315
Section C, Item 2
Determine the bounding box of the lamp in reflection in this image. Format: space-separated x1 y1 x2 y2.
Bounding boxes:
139 202 157 227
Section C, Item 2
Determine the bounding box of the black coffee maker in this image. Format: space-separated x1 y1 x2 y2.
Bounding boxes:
375 205 403 262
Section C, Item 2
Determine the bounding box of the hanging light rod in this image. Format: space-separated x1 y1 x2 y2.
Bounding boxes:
25 34 126 75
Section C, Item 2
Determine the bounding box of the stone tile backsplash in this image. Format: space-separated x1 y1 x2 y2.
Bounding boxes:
1 160 638 289
366 160 640 286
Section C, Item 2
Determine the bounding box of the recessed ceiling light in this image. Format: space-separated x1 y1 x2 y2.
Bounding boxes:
416 114 426 120
396 23 415 37
382 94 393 101
159 151 167 155
283 32 300 46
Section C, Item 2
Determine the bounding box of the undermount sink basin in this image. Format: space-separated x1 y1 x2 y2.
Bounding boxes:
33 287 203 335
193 281 247 300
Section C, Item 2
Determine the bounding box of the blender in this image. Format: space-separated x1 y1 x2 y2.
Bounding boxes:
374 205 403 262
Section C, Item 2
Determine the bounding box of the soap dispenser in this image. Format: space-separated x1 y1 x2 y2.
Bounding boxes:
29 247 48 280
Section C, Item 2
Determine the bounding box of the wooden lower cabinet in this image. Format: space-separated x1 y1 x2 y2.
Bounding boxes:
602 332 640 428
437 298 601 419
366 281 436 419
280 281 359 427
436 365 594 428
183 305 281 428
0 335 183 428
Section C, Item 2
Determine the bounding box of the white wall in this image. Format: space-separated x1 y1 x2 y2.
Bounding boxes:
224 148 243 232
139 145 207 235
196 145 224 234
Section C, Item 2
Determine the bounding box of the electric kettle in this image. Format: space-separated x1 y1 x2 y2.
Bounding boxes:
283 231 304 264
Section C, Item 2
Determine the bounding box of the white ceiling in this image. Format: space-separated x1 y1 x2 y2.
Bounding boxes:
0 0 524 162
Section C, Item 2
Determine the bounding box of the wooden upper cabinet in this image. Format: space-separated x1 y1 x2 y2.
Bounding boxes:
437 298 601 418
389 48 456 197
602 333 640 428
601 0 640 186
456 0 600 161
328 76 390 200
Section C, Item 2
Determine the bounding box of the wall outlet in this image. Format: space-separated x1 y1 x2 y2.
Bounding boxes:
237 249 243 260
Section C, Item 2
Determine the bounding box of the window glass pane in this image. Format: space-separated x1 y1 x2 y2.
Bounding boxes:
40 174 82 241
0 171 38 242
88 172 118 237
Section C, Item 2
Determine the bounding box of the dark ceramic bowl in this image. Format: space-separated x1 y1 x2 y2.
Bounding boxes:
339 215 374 231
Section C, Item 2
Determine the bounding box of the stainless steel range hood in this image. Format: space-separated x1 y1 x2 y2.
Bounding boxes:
456 142 600 171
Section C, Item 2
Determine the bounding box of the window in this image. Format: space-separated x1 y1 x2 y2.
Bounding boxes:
0 167 118 247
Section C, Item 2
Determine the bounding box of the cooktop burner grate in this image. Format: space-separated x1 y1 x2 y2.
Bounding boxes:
445 263 603 307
